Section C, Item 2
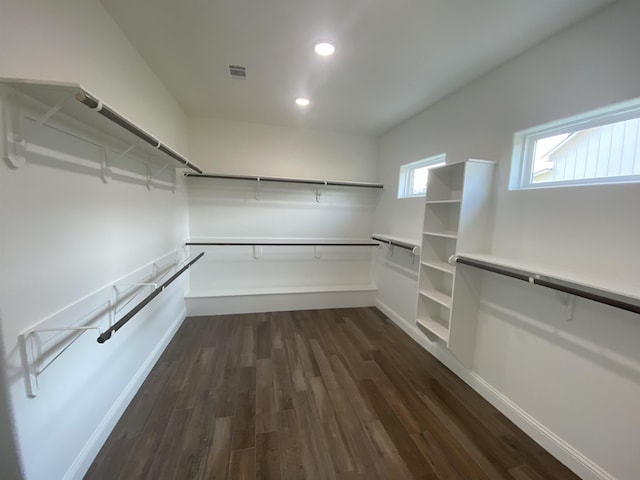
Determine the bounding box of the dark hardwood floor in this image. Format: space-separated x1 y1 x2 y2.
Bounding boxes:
85 307 578 480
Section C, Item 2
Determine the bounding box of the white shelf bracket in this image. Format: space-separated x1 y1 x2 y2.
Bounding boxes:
255 178 261 200
32 92 75 131
18 325 102 397
101 146 112 183
556 291 576 321
112 144 137 165
114 283 157 314
316 182 327 203
253 245 263 259
314 245 321 259
146 165 152 191
171 169 177 194
1 92 26 168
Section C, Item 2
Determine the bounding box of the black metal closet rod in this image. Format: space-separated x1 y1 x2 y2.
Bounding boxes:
75 91 203 174
454 256 640 315
184 172 384 189
185 242 379 247
370 235 418 252
97 252 205 344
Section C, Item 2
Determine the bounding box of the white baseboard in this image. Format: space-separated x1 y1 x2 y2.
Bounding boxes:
375 299 614 480
63 308 187 480
187 290 376 316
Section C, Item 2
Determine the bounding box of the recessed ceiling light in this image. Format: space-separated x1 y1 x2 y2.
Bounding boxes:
314 42 335 57
295 97 310 107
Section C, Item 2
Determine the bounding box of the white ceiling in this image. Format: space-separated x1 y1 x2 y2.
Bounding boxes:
101 0 614 135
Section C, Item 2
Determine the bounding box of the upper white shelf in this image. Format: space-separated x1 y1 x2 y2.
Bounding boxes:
0 77 202 173
425 199 462 205
455 253 640 308
184 172 383 189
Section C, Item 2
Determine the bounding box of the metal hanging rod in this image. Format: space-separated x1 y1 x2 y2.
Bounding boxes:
371 235 419 253
453 256 640 316
185 241 379 247
74 91 203 174
183 172 384 189
97 252 205 343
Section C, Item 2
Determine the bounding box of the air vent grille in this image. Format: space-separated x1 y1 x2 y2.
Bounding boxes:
229 65 246 79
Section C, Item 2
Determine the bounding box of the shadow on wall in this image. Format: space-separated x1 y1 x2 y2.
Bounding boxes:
379 245 420 278
479 273 640 385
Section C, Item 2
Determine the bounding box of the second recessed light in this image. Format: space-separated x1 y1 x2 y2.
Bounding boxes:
296 97 310 107
314 42 335 57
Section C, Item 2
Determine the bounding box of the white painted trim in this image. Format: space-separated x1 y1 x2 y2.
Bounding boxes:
186 284 377 298
63 308 187 480
374 299 614 480
188 291 376 317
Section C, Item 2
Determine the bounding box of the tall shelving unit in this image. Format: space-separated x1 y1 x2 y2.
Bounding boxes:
416 160 495 367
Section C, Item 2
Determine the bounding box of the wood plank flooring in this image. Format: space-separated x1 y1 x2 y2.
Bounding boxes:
85 307 578 480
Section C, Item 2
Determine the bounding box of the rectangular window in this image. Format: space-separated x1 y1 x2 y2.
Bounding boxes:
510 97 640 189
398 154 446 198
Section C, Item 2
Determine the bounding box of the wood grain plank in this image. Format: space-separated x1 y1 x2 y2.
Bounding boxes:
256 431 281 480
201 416 232 480
228 448 255 480
87 308 579 480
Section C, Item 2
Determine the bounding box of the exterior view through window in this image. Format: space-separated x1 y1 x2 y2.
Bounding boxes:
511 98 640 189
398 154 446 198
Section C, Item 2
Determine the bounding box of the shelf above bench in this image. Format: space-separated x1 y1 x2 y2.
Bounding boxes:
184 172 383 189
0 77 202 173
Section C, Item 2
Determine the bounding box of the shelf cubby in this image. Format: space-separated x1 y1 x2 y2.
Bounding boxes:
424 162 465 202
416 296 450 342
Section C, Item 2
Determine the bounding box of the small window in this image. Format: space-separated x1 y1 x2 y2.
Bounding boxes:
511 97 640 189
398 154 446 198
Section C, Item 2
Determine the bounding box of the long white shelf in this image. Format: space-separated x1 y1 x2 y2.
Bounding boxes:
185 236 379 247
184 172 383 189
455 253 640 311
0 77 202 173
186 284 377 298
419 289 452 309
425 199 462 205
423 230 458 239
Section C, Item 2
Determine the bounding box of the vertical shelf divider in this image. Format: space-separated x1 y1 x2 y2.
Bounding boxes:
415 159 495 368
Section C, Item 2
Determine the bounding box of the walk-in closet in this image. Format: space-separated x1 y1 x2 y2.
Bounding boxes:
1 1 639 479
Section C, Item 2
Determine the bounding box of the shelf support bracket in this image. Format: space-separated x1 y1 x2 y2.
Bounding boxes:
113 283 158 315
556 291 576 321
101 146 111 183
314 246 321 259
255 178 261 200
32 92 75 131
253 245 263 259
146 165 152 190
18 326 102 397
1 91 26 168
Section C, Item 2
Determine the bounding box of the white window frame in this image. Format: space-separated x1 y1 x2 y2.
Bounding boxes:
398 154 446 199
510 97 640 190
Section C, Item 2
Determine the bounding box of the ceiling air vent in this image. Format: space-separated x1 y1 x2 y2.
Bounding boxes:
229 65 246 79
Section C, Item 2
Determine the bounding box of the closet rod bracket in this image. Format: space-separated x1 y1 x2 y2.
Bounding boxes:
19 326 103 397
1 90 26 168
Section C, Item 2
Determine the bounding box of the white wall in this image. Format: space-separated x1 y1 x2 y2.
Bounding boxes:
0 1 191 479
0 0 188 155
188 117 377 181
186 117 379 315
375 1 640 479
